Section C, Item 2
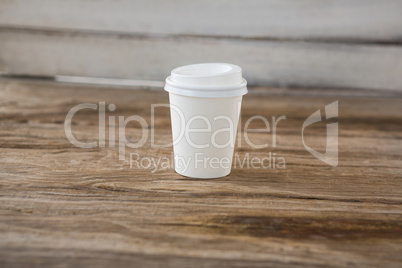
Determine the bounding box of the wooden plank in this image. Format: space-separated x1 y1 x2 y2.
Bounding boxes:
0 0 401 42
1 28 402 90
0 79 401 267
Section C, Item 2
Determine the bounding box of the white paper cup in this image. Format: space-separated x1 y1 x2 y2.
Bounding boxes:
165 63 247 179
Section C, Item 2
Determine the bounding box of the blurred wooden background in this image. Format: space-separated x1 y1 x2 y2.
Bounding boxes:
0 0 401 90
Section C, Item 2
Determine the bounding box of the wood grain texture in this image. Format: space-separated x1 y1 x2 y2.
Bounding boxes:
0 0 401 41
0 79 401 267
1 28 402 90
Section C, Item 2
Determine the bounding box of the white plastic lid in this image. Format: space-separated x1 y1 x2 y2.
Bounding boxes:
164 63 248 98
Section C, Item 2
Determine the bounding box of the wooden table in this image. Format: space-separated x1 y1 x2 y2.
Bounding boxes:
0 79 401 267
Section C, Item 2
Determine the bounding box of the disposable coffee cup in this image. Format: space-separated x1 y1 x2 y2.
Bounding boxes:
164 63 247 179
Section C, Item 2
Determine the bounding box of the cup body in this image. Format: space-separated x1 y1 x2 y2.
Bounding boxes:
164 63 247 179
169 93 242 179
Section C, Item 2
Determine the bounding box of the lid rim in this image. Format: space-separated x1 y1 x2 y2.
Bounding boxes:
165 76 247 91
165 84 248 98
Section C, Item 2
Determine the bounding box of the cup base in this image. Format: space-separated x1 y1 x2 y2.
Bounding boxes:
174 168 231 179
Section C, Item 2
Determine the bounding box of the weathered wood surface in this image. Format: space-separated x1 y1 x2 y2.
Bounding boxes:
1 28 402 90
1 0 402 90
1 0 401 41
0 79 401 267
